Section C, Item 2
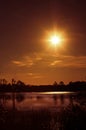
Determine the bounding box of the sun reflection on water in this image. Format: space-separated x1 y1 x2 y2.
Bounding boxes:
38 91 74 95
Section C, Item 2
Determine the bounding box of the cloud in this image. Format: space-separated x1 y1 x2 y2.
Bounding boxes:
12 61 26 67
12 56 34 67
27 73 33 76
27 72 42 79
49 55 86 68
12 52 86 69
50 60 62 66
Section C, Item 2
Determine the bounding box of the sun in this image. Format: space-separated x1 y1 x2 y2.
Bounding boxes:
47 33 63 47
50 35 62 45
44 30 66 49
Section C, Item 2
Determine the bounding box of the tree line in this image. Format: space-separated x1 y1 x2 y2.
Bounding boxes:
0 78 86 92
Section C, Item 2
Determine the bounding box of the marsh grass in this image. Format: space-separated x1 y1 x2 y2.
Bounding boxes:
0 103 86 130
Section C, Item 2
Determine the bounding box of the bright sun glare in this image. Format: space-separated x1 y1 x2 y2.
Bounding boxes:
45 30 65 48
47 33 63 47
50 35 61 45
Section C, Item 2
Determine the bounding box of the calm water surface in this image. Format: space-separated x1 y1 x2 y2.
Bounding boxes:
0 91 86 130
0 91 85 111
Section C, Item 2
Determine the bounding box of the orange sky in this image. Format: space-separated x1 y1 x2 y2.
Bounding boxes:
0 0 86 85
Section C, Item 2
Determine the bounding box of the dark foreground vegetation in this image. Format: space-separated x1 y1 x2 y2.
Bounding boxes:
0 86 86 130
0 104 86 130
0 79 86 92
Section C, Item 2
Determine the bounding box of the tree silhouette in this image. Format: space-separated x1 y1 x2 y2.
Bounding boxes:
17 80 25 86
53 81 58 86
2 79 7 85
12 78 16 85
0 79 3 85
59 81 64 86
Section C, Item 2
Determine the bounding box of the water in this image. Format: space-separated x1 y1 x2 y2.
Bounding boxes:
0 91 85 110
0 92 86 130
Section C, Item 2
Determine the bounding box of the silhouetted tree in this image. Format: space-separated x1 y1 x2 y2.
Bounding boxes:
12 78 16 85
69 81 73 85
53 81 58 86
2 79 7 85
59 81 65 86
17 80 25 86
0 79 3 85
